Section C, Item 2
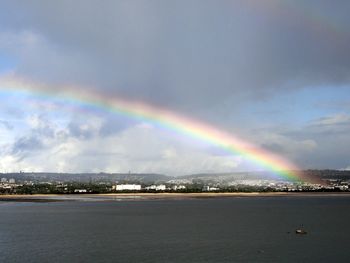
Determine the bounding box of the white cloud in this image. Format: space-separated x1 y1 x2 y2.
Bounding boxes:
311 113 350 126
0 120 245 175
248 131 317 159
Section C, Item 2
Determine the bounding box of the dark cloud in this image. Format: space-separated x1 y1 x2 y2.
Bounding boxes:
1 1 350 172
1 0 350 111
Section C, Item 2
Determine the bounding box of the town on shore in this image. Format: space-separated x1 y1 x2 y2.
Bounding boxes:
0 170 349 195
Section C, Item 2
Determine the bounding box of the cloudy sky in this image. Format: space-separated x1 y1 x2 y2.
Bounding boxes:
0 0 350 175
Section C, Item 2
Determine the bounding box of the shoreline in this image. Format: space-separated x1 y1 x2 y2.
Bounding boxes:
1 192 350 202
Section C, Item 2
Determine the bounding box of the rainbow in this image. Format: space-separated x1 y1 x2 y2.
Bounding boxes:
0 76 304 182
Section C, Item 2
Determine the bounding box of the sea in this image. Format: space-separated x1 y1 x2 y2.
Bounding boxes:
0 195 349 263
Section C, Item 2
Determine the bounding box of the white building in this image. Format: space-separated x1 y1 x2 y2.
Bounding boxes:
116 184 142 191
145 184 166 191
203 186 219 191
9 178 15 184
74 189 87 193
1 178 7 183
173 185 186 191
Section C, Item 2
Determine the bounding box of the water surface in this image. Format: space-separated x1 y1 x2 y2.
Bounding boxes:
0 196 349 262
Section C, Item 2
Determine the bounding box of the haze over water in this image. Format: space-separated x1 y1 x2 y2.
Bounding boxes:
1 196 350 263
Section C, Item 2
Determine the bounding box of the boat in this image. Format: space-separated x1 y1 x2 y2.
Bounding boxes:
295 229 307 234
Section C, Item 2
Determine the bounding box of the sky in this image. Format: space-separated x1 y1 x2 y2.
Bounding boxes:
0 0 350 175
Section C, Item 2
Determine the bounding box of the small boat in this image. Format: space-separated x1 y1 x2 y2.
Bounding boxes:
295 229 307 234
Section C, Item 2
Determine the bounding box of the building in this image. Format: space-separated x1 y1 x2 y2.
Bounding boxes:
203 186 219 191
145 184 166 191
172 185 186 191
9 178 16 184
74 189 87 193
1 178 7 183
116 184 142 191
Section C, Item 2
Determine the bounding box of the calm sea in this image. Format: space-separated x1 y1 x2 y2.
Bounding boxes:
0 196 349 262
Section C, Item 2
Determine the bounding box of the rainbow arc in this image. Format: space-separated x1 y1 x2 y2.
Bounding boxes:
0 76 303 182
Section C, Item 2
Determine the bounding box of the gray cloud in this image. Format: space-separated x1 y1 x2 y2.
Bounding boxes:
8 114 58 159
67 114 137 139
11 135 44 156
68 120 97 140
1 1 350 172
0 120 13 130
261 113 350 169
1 0 350 111
99 115 138 137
